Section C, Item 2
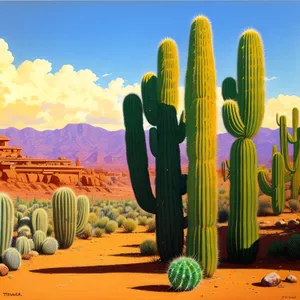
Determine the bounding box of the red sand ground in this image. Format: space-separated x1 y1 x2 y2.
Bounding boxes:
1 214 300 300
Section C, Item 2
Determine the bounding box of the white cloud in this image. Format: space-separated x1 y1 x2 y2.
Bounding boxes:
264 76 277 81
102 73 112 78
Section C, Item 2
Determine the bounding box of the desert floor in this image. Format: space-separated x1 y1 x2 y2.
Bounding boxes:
1 213 300 300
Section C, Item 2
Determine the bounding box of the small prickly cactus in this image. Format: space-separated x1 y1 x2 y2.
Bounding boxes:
42 237 59 255
32 208 48 234
52 187 77 249
33 230 47 252
0 193 14 257
286 234 300 259
17 225 32 238
16 236 31 255
76 195 90 235
168 257 202 291
2 248 22 271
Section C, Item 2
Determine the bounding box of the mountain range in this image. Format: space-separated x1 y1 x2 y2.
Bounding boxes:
0 124 292 170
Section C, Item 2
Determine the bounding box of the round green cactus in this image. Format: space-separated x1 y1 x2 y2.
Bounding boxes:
33 230 47 252
42 237 59 255
2 247 22 270
268 240 286 257
32 208 48 234
167 257 202 291
286 234 300 259
76 195 90 235
16 236 31 255
0 194 14 257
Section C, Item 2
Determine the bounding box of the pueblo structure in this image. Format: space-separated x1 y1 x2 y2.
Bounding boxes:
0 135 102 187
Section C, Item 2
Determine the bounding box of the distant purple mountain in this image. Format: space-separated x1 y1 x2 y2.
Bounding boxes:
0 124 292 169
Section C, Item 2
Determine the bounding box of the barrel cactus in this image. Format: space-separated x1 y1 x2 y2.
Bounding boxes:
2 248 22 270
41 237 59 255
76 195 90 235
33 230 46 252
123 38 186 262
0 194 14 257
32 208 48 234
16 236 31 255
184 15 218 277
286 234 300 259
222 29 265 263
52 187 77 249
167 257 202 291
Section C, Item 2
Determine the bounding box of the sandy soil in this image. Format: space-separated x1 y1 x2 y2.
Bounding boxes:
1 213 300 300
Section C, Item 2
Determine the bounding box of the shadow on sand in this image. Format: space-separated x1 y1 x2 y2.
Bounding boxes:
130 285 178 293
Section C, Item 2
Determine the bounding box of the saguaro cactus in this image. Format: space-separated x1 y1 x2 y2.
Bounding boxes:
258 146 285 215
184 15 218 278
123 38 186 262
0 193 14 257
52 187 77 249
222 29 265 263
276 108 300 199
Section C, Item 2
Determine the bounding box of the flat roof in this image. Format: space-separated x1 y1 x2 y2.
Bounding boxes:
0 136 11 141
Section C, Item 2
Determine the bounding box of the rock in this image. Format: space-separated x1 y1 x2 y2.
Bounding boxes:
8 275 13 279
0 264 9 276
261 272 281 287
275 220 286 228
287 220 299 230
22 253 32 260
29 250 39 257
285 275 297 283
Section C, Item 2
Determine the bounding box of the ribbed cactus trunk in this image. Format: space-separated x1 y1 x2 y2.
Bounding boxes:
123 39 186 262
185 16 218 277
52 187 77 249
32 208 48 234
76 195 90 235
0 194 14 257
222 29 265 264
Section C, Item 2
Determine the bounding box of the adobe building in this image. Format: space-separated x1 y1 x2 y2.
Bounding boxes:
0 135 101 187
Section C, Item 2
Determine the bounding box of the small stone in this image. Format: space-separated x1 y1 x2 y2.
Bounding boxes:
275 220 286 228
22 253 32 260
0 264 9 276
261 272 281 287
285 275 297 283
8 275 13 279
287 220 299 230
29 250 39 257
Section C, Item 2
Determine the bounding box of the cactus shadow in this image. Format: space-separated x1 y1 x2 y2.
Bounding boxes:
30 261 168 275
121 244 140 248
130 285 177 293
110 252 142 258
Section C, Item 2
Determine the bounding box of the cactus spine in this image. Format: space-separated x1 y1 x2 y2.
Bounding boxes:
76 195 90 235
0 194 14 257
258 147 285 215
222 29 265 263
276 108 300 199
184 16 218 277
123 38 186 262
52 187 77 249
32 208 48 234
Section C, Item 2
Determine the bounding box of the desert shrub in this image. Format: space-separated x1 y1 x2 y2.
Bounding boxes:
102 205 112 216
96 217 110 229
88 212 99 225
138 216 149 226
91 207 101 215
78 223 93 239
93 228 105 238
108 209 120 220
140 240 157 256
117 206 125 214
257 198 273 216
146 218 156 233
116 215 125 227
289 199 300 212
127 210 139 219
124 206 133 213
219 188 226 195
105 220 118 234
47 224 54 236
268 240 286 257
122 218 137 233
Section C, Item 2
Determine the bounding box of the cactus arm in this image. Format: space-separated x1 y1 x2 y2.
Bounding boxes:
149 127 158 158
123 94 156 214
222 77 238 101
258 170 272 196
180 174 187 195
222 100 245 138
141 73 158 126
292 108 299 141
177 111 186 144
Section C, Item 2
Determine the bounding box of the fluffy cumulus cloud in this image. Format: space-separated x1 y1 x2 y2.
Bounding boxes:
0 38 298 133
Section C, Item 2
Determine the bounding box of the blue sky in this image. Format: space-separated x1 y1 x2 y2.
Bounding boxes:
0 1 299 99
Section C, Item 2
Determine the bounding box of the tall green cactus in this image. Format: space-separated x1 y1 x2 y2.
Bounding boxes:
258 146 285 216
0 193 14 257
123 38 186 262
276 107 300 199
52 187 77 249
222 29 265 263
184 16 218 278
76 195 90 235
32 208 48 234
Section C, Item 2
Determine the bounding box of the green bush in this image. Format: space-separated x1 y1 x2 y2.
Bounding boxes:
93 228 105 238
122 218 137 233
138 216 149 226
140 240 157 256
116 215 125 227
289 199 300 212
105 220 118 234
146 218 156 233
78 223 93 239
96 217 110 229
88 212 98 225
